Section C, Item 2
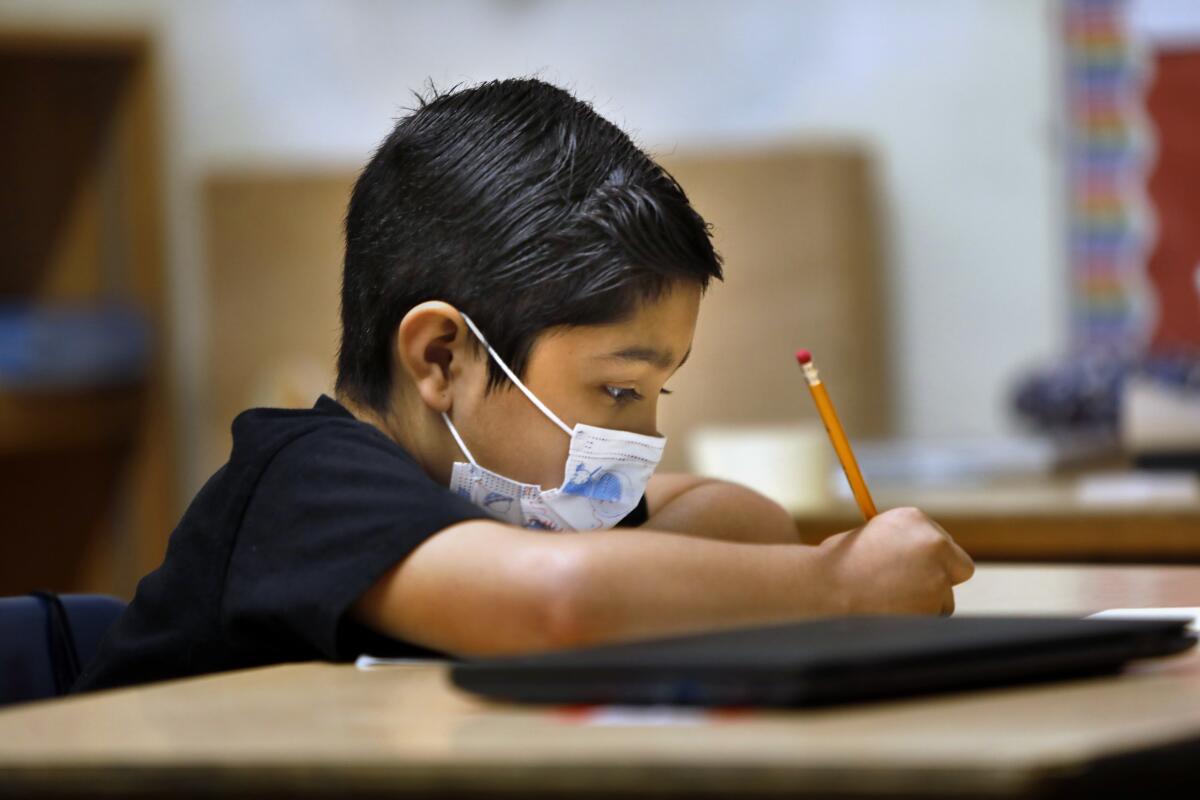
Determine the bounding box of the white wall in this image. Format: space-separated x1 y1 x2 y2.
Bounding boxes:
2 0 1066 494
1130 0 1200 44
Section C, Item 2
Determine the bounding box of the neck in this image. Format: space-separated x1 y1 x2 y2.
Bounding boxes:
334 391 455 486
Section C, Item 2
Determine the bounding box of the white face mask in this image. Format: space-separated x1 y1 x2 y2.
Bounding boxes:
442 313 666 531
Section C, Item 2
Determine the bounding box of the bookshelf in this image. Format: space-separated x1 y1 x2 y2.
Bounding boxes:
0 28 174 597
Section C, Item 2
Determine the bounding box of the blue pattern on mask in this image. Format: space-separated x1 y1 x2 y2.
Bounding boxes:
483 492 514 513
562 464 622 502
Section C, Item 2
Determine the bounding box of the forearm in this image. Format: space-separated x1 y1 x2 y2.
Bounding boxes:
646 478 801 544
556 524 836 647
353 519 837 656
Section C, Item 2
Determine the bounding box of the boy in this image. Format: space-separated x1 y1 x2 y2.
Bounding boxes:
75 79 973 692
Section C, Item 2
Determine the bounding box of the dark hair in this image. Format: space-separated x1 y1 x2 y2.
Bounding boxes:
336 78 723 411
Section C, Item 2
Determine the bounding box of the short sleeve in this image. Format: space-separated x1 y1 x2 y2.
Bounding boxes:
221 423 488 660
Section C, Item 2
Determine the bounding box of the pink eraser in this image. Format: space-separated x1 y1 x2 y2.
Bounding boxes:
795 349 813 365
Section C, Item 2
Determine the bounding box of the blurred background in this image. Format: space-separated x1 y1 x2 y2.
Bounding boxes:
2 0 1199 598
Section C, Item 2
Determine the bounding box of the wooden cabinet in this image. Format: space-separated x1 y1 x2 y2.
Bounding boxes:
0 30 174 597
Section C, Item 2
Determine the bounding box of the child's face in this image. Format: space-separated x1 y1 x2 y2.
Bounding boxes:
449 281 701 490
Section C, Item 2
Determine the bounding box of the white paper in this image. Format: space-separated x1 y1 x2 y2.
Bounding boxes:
565 706 713 726
1076 472 1200 506
354 654 446 670
1087 608 1200 632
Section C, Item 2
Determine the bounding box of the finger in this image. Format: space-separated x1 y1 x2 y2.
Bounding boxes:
944 541 975 585
940 588 956 617
923 517 975 584
925 513 952 537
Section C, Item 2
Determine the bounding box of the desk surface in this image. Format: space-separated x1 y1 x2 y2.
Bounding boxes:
2 565 1200 799
794 477 1200 562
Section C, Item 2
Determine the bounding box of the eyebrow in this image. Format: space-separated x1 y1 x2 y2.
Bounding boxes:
597 345 691 371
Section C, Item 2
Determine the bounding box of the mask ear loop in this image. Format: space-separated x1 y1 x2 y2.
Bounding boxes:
441 411 478 466
459 312 574 437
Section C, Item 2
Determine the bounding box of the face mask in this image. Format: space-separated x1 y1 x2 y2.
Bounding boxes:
442 313 666 532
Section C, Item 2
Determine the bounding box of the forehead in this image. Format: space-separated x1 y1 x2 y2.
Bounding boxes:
531 282 702 366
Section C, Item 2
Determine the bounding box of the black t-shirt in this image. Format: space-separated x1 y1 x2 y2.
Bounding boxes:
74 395 648 692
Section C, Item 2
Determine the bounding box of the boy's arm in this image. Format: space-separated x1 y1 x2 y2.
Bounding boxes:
643 473 801 543
350 507 974 657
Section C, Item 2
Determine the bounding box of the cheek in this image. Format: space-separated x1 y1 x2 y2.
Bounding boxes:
460 389 572 487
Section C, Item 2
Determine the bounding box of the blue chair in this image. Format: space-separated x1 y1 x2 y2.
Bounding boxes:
0 593 126 706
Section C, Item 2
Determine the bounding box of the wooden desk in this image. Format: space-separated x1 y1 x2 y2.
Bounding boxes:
1 565 1199 798
795 479 1200 562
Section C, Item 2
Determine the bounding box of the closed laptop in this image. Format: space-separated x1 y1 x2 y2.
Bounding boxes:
450 615 1196 707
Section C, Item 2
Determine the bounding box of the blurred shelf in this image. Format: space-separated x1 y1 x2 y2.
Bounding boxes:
0 26 173 597
794 476 1200 563
0 385 144 453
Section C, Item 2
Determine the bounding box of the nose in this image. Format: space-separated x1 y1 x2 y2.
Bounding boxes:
623 402 661 439
640 409 663 439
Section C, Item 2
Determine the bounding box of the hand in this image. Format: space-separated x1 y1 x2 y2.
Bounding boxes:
818 507 975 615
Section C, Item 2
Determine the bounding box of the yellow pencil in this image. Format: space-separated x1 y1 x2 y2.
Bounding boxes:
795 349 877 520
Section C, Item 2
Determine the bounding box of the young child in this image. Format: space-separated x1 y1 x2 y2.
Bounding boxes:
75 79 973 692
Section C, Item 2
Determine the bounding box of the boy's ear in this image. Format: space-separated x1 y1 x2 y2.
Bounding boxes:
394 301 475 413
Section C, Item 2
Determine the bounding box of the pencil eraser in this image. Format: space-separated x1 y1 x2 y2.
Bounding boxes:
795 349 812 365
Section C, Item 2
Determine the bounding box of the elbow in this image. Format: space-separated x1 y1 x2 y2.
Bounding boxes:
528 543 606 652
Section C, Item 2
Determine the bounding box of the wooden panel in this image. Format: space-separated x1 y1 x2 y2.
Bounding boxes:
656 147 888 470
204 174 350 472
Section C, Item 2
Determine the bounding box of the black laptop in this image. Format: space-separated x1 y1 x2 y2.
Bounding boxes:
450 615 1196 707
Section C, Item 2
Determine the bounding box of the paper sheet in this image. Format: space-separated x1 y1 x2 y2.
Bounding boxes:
1087 608 1200 632
354 654 447 670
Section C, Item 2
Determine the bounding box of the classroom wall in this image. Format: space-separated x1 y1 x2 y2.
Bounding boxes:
2 0 1069 500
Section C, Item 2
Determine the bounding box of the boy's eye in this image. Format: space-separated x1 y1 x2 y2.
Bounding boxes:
604 386 644 403
603 386 673 403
